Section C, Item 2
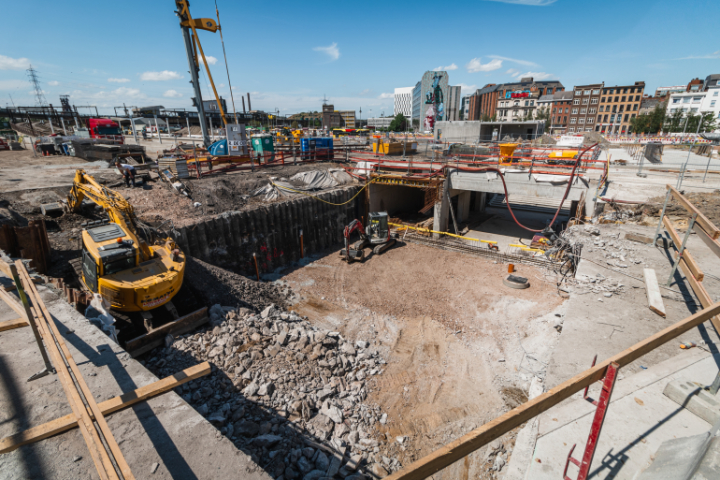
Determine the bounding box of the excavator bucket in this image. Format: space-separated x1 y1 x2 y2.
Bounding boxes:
340 248 365 262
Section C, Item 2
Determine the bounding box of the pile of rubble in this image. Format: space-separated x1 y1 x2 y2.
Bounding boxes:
143 303 400 479
565 225 644 268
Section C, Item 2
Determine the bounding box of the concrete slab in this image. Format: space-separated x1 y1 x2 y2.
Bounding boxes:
664 379 720 425
0 282 270 480
524 350 720 480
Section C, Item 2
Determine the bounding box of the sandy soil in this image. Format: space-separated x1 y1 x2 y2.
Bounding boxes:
280 243 566 478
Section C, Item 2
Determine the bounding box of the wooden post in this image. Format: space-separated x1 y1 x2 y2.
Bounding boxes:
253 253 260 281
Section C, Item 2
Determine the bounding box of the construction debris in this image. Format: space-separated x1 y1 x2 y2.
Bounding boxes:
143 303 403 478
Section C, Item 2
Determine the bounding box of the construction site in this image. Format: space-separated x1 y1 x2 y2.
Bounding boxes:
3 3 720 480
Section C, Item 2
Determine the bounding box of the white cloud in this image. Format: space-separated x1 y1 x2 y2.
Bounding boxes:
514 71 556 80
434 63 458 71
140 70 183 81
674 51 720 60
112 87 144 98
457 83 477 93
0 54 31 71
482 0 557 5
489 55 538 67
108 77 130 83
313 42 340 61
163 89 183 98
378 93 393 99
506 68 519 75
466 58 503 73
47 80 59 86
199 55 218 65
359 89 372 95
0 79 28 90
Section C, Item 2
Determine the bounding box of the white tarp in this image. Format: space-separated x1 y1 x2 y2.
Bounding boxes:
532 174 571 184
252 169 354 202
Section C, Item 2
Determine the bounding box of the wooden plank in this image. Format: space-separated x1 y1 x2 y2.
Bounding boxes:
18 265 122 480
125 307 208 357
0 260 13 278
643 269 666 317
676 257 720 334
693 223 720 258
668 185 720 239
0 287 28 320
0 317 28 332
384 301 720 480
0 362 211 454
663 216 704 281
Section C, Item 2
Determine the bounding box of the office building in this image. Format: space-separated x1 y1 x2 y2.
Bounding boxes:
468 84 500 120
496 77 565 122
566 83 603 134
446 85 462 121
394 87 414 117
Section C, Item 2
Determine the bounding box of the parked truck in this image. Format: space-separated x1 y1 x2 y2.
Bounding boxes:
75 118 124 144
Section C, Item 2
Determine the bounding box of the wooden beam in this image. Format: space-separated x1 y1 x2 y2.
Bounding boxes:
667 185 720 239
663 216 703 281
693 223 720 259
0 288 28 320
18 264 127 480
0 317 28 332
676 256 720 334
384 301 720 480
643 269 665 317
125 307 208 358
0 362 210 454
0 260 13 279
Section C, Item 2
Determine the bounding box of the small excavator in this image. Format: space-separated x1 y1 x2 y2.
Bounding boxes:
61 169 186 328
341 212 397 263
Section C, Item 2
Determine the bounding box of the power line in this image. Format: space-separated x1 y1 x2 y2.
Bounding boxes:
26 65 48 106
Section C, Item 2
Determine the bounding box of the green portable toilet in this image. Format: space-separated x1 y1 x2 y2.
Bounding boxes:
251 134 275 163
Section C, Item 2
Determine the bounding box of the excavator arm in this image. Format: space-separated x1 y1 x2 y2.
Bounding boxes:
67 169 153 261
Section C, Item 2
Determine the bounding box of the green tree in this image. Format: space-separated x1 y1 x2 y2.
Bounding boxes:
700 112 718 133
535 106 551 122
291 120 298 129
388 113 407 132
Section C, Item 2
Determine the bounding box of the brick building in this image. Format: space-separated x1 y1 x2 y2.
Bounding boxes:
596 81 645 134
566 83 603 134
547 91 574 133
468 84 500 120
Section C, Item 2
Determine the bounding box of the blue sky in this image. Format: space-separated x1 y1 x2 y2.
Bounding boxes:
1 0 719 117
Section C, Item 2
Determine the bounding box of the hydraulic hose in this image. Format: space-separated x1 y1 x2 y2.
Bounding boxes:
441 143 598 233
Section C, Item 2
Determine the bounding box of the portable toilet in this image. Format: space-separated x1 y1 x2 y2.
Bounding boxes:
251 134 274 162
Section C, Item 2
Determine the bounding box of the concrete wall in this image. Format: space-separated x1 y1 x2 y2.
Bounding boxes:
172 186 361 275
369 184 426 215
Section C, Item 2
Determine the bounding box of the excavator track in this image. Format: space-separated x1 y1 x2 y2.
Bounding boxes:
373 239 396 255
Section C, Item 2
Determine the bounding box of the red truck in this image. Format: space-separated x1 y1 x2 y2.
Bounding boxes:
85 118 124 144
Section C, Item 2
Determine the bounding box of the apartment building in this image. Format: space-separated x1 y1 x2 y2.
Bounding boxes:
566 83 603 134
546 91 573 133
595 81 645 134
496 77 565 123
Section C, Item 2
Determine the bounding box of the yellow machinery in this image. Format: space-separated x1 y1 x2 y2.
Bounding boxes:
66 169 185 315
547 149 579 165
499 143 518 166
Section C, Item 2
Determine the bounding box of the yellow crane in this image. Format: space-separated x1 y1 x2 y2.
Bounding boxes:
66 170 185 319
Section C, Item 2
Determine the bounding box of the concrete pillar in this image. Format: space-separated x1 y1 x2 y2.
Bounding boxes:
457 191 471 223
474 192 487 212
433 178 450 238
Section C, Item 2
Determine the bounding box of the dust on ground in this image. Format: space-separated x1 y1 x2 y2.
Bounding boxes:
605 189 720 228
279 242 565 478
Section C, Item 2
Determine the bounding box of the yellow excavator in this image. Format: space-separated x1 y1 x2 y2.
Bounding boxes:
65 169 185 325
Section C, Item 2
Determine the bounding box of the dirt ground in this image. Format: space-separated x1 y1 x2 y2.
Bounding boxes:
121 161 346 227
280 243 566 478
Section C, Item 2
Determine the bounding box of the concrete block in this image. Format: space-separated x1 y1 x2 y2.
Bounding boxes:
664 379 720 425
